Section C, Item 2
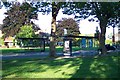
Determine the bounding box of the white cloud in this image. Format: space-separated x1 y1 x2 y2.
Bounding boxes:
38 12 52 33
0 2 7 24
79 18 100 34
57 9 101 35
56 9 74 20
32 12 52 34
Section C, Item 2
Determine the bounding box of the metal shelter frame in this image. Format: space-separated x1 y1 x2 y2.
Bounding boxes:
62 35 98 56
18 38 48 52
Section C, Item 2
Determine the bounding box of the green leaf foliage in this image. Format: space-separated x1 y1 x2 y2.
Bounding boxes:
56 18 80 42
2 2 38 38
16 25 39 47
57 18 80 36
16 25 38 38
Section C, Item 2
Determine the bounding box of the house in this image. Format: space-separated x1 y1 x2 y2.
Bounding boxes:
4 36 14 48
0 24 15 48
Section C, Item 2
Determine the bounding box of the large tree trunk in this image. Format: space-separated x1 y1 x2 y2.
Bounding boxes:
99 20 107 54
49 17 56 57
49 2 60 57
49 37 56 57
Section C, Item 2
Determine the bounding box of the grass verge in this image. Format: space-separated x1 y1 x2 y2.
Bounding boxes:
2 52 119 78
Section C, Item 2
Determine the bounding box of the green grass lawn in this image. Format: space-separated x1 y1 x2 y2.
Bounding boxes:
1 47 50 54
2 53 119 78
1 46 98 55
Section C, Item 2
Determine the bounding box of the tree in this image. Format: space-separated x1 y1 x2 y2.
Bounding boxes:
87 2 120 54
56 18 80 42
2 1 39 38
74 2 120 54
48 2 86 57
2 1 120 55
49 2 120 55
36 2 71 57
16 25 38 38
16 25 39 47
57 18 80 36
49 2 85 57
1 1 85 57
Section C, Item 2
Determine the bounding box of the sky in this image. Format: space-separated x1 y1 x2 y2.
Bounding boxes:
0 0 118 39
32 9 118 38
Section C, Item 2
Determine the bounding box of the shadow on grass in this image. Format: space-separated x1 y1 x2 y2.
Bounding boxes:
2 58 75 78
2 53 120 78
69 55 119 79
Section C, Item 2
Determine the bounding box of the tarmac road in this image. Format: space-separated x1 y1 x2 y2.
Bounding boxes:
1 50 99 60
1 49 120 60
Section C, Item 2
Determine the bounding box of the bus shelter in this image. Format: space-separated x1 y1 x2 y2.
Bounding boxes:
62 35 98 56
17 38 48 52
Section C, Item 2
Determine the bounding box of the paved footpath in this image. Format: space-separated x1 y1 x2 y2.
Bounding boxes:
1 49 120 60
1 50 99 60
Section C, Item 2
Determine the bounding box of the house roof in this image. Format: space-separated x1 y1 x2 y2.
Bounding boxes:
4 37 14 42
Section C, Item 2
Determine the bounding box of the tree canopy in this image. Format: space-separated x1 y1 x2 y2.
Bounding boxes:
1 1 119 55
37 2 120 54
72 2 120 54
56 18 80 36
2 2 39 38
87 2 120 54
16 25 39 38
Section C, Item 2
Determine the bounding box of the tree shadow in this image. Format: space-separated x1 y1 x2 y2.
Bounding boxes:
2 58 75 78
69 55 119 79
2 54 119 78
68 57 98 79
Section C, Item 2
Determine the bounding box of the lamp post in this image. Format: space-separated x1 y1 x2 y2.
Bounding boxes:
95 26 100 39
95 26 100 47
112 25 115 44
